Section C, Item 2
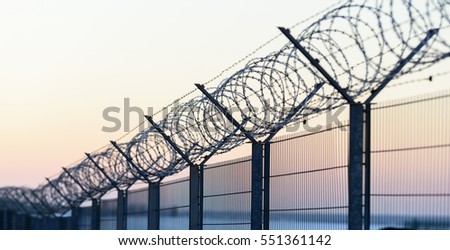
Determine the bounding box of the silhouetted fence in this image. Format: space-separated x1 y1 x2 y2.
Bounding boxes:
2 90 449 230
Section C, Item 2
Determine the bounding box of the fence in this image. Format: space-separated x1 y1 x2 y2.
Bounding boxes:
100 198 117 230
369 92 450 229
126 187 148 230
269 122 349 230
78 206 92 230
160 178 189 230
3 90 448 230
203 157 252 230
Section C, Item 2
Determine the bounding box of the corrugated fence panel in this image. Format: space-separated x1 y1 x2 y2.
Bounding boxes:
78 206 91 230
127 187 148 230
20 91 448 230
371 91 450 229
160 177 189 230
100 198 117 230
203 157 252 230
269 123 349 230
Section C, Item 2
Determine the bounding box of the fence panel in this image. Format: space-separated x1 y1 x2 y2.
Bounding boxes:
127 187 148 230
371 92 450 229
203 157 252 230
6 91 449 230
78 206 92 230
160 177 189 230
269 123 349 229
100 198 117 230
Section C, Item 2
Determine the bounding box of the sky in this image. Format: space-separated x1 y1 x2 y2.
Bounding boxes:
1 0 449 188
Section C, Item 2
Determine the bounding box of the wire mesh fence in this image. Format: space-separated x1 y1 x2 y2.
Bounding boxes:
78 206 91 230
3 90 449 230
126 187 148 230
203 157 252 230
160 178 189 230
269 123 349 230
100 198 117 230
370 91 450 229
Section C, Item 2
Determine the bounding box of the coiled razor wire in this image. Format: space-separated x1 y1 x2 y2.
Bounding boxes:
1 0 450 215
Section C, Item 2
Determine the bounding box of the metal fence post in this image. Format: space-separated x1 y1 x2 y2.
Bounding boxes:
148 182 160 230
0 209 5 230
117 190 127 230
189 165 201 230
263 142 271 230
364 104 371 230
198 164 204 228
251 143 264 230
348 104 364 230
91 198 101 230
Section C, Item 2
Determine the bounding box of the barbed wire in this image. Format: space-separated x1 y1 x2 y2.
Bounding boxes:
81 0 348 157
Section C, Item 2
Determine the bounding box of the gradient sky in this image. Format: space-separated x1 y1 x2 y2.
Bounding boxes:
1 0 449 188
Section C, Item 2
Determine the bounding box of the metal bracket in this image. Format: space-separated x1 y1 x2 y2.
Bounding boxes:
85 153 120 190
30 190 55 217
21 192 46 218
200 120 246 166
62 167 93 199
279 27 355 104
145 115 197 168
195 84 258 144
110 141 152 183
45 178 73 208
265 82 324 143
364 29 439 104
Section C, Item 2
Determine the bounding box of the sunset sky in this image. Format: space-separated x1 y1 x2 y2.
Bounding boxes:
1 0 449 188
